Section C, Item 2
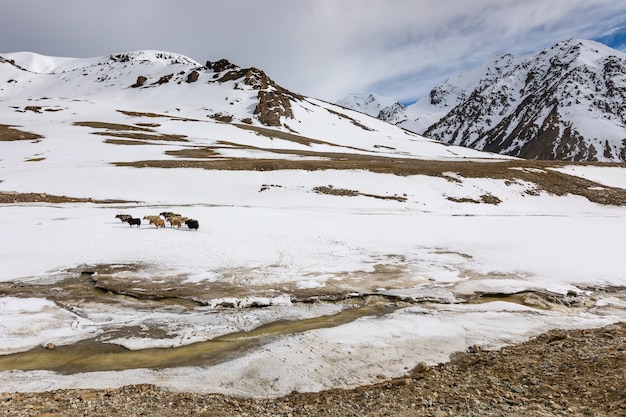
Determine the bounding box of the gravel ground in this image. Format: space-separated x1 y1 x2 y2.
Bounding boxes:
1 322 624 417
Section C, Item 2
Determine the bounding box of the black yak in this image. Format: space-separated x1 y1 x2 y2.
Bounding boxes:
185 219 199 230
125 217 141 227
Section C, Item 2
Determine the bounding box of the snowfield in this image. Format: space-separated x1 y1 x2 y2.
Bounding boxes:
1 166 624 397
1 50 625 397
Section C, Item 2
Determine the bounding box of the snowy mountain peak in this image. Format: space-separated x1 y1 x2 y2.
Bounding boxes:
377 102 407 124
336 93 399 117
1 50 201 75
347 39 626 162
0 50 306 127
107 50 200 67
548 38 626 63
422 38 626 161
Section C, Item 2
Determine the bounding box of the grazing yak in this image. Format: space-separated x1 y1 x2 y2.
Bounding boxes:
160 211 181 220
185 219 199 230
149 217 166 229
115 212 197 230
125 217 141 227
167 216 184 228
115 214 132 222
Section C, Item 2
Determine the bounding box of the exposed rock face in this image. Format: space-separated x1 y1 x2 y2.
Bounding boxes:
185 70 199 83
254 89 294 126
0 56 18 68
131 76 147 88
205 59 237 73
378 102 407 125
207 59 302 127
115 56 300 126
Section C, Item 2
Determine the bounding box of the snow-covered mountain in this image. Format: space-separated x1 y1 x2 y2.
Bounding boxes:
335 92 400 118
338 39 626 162
336 92 449 134
0 49 501 166
1 50 300 128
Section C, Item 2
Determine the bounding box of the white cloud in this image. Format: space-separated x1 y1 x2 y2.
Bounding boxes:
2 0 626 103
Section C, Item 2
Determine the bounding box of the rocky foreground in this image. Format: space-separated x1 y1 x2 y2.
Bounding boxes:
1 322 624 417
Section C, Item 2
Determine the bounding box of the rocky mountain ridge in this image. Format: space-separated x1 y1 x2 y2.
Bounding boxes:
1 50 302 128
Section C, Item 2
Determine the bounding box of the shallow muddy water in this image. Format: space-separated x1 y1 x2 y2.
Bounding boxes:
2 264 621 377
0 297 402 374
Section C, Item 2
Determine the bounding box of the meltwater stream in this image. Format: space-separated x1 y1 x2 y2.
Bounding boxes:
2 265 619 378
0 298 402 374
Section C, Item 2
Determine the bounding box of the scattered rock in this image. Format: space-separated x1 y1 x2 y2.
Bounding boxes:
411 361 428 374
131 76 147 88
185 70 199 83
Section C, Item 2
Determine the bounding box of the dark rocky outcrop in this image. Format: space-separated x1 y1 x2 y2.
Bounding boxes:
131 76 147 88
185 70 199 83
206 59 302 127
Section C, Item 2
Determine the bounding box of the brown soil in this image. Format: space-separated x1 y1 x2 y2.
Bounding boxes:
73 122 155 132
104 139 155 146
0 124 44 141
1 323 623 417
313 185 407 202
234 123 355 148
94 131 188 142
165 147 220 158
447 194 502 205
74 121 188 142
116 110 202 122
0 192 131 204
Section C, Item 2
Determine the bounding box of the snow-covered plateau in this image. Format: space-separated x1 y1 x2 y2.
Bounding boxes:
0 50 625 397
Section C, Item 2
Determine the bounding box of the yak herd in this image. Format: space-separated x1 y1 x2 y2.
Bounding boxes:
115 212 199 230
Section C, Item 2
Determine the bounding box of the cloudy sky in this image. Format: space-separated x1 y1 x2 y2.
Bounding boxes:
2 0 626 104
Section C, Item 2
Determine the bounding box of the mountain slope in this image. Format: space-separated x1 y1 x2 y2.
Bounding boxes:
424 39 626 161
339 39 626 162
1 49 623 211
0 49 501 170
1 50 300 128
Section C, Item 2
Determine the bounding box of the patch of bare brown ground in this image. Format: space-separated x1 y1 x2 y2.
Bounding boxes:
0 124 44 141
0 323 623 417
0 192 130 204
74 121 188 143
